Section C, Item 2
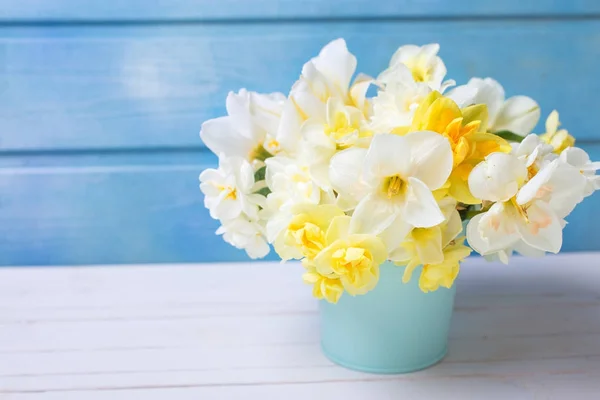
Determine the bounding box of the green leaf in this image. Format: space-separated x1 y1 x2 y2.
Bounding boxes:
254 166 267 182
255 187 271 197
494 130 525 143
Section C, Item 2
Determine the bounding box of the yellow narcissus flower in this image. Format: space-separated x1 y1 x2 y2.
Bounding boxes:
410 91 511 204
540 110 575 154
273 204 345 261
301 259 344 304
416 237 472 293
390 198 462 270
314 215 387 298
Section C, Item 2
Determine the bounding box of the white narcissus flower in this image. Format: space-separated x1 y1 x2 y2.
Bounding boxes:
262 155 335 244
370 64 432 134
216 217 270 259
200 89 288 161
378 43 453 91
466 152 586 256
299 97 372 187
265 155 324 207
447 77 540 135
512 133 555 172
291 39 373 121
199 155 265 222
329 132 453 235
560 147 600 197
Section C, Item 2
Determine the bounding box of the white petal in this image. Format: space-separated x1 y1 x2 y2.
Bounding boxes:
349 193 398 235
517 159 586 218
301 121 334 150
378 215 412 252
546 164 586 218
350 73 373 113
469 152 527 202
516 201 562 253
467 203 520 255
466 213 489 255
402 177 445 228
514 240 546 258
246 236 270 259
404 131 453 189
250 91 286 134
200 117 256 159
276 99 303 153
364 134 411 182
560 146 591 168
312 38 357 91
492 96 540 135
225 90 253 134
212 196 242 221
329 147 369 202
290 78 326 121
446 84 478 108
469 77 505 124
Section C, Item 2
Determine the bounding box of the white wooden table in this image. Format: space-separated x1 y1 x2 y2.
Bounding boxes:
1 254 600 399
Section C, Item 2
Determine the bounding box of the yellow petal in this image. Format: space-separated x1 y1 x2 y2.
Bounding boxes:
402 258 421 283
461 103 489 132
411 226 444 265
325 215 352 245
350 234 388 265
468 132 511 159
411 91 443 131
448 169 481 205
421 97 462 134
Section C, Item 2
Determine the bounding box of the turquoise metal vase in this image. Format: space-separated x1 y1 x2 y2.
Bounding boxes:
319 262 456 374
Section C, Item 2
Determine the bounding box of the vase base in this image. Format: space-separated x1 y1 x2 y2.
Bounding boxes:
320 343 447 374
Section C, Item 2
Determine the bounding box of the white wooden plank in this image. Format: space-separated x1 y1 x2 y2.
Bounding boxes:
1 254 600 397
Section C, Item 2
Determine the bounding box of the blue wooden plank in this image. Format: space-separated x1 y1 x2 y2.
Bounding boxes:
1 0 600 21
0 159 277 266
0 144 598 266
2 21 600 152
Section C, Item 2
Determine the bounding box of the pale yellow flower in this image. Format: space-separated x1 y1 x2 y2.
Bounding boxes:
273 204 344 261
390 198 462 268
390 198 470 292
301 259 344 304
314 216 387 296
540 110 575 154
417 237 472 293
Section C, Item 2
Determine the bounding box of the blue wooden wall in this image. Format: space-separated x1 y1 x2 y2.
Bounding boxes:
1 1 599 265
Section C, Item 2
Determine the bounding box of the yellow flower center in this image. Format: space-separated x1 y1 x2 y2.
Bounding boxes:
330 246 374 286
217 185 237 200
384 175 407 199
527 164 539 181
406 58 431 83
510 197 530 223
285 221 325 259
324 111 371 150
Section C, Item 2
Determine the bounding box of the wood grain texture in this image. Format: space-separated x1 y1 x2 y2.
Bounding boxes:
1 253 600 399
0 144 598 266
2 0 600 21
0 154 278 266
2 20 600 151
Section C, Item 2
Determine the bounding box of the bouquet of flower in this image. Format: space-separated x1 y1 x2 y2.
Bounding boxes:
199 39 599 304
